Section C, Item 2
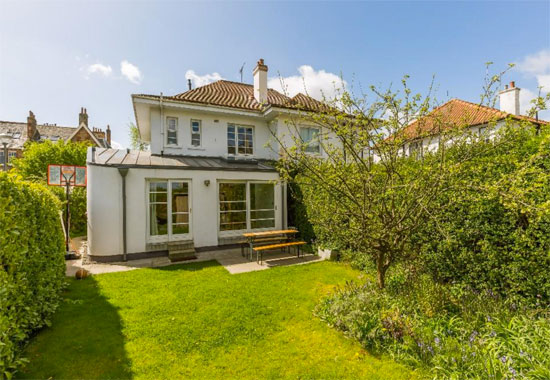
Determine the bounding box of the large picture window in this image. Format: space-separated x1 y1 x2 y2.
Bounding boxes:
149 180 190 240
219 182 275 232
227 124 253 155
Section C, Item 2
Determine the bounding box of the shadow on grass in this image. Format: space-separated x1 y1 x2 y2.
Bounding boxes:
17 277 132 380
152 259 221 272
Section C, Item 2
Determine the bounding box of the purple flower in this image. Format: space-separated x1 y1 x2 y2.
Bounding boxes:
434 337 441 345
500 355 507 364
469 331 478 343
509 367 517 376
490 331 497 337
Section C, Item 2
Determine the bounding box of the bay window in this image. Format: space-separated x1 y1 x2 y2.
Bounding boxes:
219 181 275 232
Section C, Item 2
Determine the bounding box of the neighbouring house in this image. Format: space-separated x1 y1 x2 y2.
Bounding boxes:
87 59 329 262
401 81 549 157
0 108 111 168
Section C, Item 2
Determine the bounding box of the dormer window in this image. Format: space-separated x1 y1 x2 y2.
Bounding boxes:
227 124 253 155
191 120 201 147
166 117 178 146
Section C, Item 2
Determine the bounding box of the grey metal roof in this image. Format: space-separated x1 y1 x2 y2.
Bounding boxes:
89 148 277 172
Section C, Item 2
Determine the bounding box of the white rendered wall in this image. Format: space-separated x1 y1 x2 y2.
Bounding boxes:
87 163 282 257
149 107 278 160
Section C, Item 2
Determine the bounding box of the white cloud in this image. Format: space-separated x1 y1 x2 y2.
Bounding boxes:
516 49 550 92
83 63 112 79
120 60 142 84
185 70 224 88
268 65 346 101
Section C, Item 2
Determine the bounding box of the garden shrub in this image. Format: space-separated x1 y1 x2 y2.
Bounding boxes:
316 271 550 380
416 126 550 304
0 173 66 378
11 139 89 236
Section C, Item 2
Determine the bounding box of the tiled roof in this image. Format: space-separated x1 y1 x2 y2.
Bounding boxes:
89 148 276 172
0 121 77 150
134 80 330 113
403 99 549 139
0 121 110 149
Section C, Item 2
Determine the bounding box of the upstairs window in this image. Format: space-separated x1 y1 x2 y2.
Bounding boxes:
227 124 253 155
166 117 178 146
299 127 320 154
191 120 201 147
408 140 423 158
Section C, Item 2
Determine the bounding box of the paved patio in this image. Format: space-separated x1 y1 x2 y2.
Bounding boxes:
66 246 323 276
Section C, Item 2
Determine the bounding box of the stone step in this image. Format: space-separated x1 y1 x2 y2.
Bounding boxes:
169 248 197 262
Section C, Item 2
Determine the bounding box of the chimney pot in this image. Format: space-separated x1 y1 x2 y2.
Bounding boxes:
79 107 89 127
510 81 515 88
27 110 38 140
106 124 111 146
188 79 192 90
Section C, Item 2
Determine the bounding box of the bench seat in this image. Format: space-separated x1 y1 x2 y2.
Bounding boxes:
252 241 307 264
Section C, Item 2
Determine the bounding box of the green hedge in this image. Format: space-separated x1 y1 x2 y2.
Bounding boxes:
0 173 66 378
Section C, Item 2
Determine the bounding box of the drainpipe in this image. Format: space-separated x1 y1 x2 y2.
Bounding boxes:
118 166 129 261
159 92 164 152
281 182 287 229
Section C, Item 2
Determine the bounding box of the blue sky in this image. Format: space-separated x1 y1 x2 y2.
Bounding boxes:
1 1 549 148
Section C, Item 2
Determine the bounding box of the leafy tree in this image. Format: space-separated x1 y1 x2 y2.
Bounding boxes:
274 66 548 289
11 140 90 235
128 122 148 151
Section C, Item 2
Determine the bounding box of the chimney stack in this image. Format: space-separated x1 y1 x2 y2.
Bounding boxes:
106 125 111 146
188 79 192 91
499 81 521 116
27 110 37 140
79 107 89 127
253 58 268 104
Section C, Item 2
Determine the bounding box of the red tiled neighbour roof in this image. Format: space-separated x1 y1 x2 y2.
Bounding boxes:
133 80 330 113
403 99 549 140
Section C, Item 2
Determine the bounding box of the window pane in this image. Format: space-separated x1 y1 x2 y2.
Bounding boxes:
250 183 275 229
219 183 247 231
251 219 275 229
250 183 274 210
149 192 167 203
172 223 189 235
150 182 167 192
150 204 168 236
172 213 189 224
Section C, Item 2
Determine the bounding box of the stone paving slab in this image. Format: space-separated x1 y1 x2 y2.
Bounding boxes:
66 246 322 277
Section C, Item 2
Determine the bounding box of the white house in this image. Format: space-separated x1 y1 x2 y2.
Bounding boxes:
402 82 548 157
87 59 329 262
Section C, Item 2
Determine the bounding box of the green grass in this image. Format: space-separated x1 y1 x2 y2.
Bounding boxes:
19 260 419 379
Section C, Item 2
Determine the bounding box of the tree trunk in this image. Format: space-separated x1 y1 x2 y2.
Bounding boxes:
376 254 387 289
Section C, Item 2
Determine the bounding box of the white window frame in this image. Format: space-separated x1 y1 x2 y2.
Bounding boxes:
190 119 202 147
227 124 254 156
217 180 276 235
299 126 321 154
166 117 179 147
146 179 192 243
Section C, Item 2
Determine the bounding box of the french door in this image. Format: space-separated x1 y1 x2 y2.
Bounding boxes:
148 180 191 242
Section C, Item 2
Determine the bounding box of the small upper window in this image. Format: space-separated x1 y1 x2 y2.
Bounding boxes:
166 117 178 146
408 140 422 158
191 120 201 147
299 127 320 154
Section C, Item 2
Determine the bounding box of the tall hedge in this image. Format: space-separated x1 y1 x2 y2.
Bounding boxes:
0 173 66 377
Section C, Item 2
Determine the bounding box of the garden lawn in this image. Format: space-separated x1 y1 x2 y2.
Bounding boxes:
19 260 419 379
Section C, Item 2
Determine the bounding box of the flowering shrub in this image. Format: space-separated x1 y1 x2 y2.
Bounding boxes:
316 271 550 380
0 173 66 377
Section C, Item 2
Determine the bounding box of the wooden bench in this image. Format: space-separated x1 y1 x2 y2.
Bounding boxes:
252 241 307 264
239 236 290 259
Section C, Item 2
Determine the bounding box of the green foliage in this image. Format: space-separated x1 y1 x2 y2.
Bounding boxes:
11 140 89 235
0 173 66 378
19 261 417 379
317 269 550 380
416 125 550 304
128 122 148 151
287 181 316 243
